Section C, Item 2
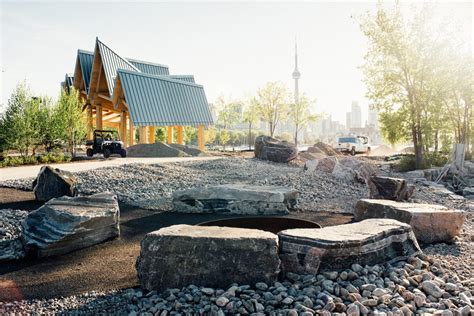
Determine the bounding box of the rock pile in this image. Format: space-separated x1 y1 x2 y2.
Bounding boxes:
136 225 280 291
172 184 299 215
22 192 120 257
3 254 472 315
355 199 466 244
0 209 28 261
32 165 77 201
305 156 378 183
255 135 298 163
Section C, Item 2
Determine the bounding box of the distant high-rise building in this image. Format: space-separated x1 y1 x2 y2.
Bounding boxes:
368 108 379 128
350 101 362 128
346 112 352 130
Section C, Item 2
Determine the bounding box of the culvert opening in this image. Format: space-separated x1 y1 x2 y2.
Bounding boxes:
197 216 321 234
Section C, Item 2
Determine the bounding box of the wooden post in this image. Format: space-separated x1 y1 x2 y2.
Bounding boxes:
87 104 93 140
128 113 134 147
176 126 184 145
197 124 205 151
119 111 126 145
167 126 174 144
148 126 156 144
95 104 103 130
139 126 148 144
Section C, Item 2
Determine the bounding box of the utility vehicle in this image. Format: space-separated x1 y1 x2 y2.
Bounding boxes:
335 136 371 155
86 130 127 158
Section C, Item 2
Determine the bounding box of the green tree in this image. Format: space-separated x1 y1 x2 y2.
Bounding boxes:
155 127 167 142
219 130 230 150
204 126 217 147
184 126 197 144
55 88 86 157
255 82 289 137
288 93 319 145
358 2 448 168
215 95 241 130
242 98 259 149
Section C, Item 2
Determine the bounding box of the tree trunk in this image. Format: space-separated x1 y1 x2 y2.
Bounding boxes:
269 122 274 137
294 124 299 145
248 122 252 150
434 130 439 152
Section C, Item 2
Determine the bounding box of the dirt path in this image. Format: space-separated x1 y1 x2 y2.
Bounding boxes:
0 188 353 301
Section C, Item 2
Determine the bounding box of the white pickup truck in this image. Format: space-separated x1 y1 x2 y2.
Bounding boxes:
335 136 371 155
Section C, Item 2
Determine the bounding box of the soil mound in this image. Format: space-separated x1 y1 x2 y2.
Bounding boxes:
127 142 189 158
370 144 395 156
169 144 207 157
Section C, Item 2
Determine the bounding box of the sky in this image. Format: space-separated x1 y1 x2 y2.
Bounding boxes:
0 0 472 124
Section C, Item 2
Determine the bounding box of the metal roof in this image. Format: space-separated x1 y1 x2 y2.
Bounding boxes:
127 58 170 76
95 39 140 94
77 50 94 93
167 75 195 83
117 69 213 127
65 73 74 87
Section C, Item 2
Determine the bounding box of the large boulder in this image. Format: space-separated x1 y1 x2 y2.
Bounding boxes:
307 142 340 156
254 135 298 163
278 219 421 275
32 166 77 202
368 176 415 201
0 209 28 261
22 192 120 257
172 184 298 215
136 224 280 291
354 199 465 244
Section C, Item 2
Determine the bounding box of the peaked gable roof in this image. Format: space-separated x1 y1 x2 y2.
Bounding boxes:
94 38 140 95
77 50 94 93
127 58 170 76
117 69 213 127
167 75 195 83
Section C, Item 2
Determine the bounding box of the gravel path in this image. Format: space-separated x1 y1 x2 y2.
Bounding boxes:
0 157 473 315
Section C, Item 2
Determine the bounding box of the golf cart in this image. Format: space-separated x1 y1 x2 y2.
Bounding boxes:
86 130 127 158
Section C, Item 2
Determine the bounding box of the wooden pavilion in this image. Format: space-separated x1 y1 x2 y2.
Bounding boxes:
63 37 213 150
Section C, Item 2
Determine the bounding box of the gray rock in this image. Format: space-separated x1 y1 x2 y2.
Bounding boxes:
354 199 466 244
278 219 421 275
22 192 120 257
421 281 444 298
136 225 280 291
254 135 298 163
32 166 77 202
172 184 298 215
368 176 415 201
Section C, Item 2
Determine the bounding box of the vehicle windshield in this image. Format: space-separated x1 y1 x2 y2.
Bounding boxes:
338 137 357 143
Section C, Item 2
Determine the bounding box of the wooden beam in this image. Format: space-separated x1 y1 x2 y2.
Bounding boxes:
167 126 174 144
87 104 93 140
176 126 184 145
96 104 103 130
128 113 134 147
139 126 148 144
119 111 127 144
148 126 156 144
197 124 205 151
98 93 111 102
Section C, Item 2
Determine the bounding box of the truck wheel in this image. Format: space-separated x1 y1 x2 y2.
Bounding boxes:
350 147 356 156
86 148 93 157
103 148 111 158
120 149 127 158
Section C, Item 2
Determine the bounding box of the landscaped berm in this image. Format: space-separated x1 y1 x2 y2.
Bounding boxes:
63 37 213 151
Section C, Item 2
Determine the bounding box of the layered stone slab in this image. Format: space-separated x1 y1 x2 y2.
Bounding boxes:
33 166 77 202
22 192 120 257
354 199 465 244
278 219 421 275
172 184 299 215
136 224 280 291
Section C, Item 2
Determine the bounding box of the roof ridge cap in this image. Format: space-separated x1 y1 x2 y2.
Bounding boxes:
117 68 203 88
